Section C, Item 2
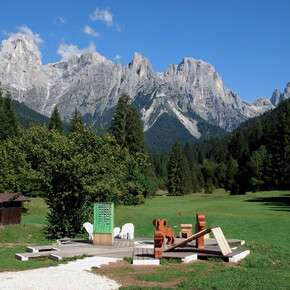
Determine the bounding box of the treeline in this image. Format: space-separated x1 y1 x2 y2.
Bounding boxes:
0 90 156 238
153 99 290 195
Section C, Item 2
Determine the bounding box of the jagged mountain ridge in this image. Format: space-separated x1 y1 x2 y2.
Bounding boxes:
0 33 289 142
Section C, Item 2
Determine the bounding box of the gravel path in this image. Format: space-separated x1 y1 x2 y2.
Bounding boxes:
0 256 122 290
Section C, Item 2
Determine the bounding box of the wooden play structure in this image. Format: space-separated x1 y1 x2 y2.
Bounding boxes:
195 213 207 248
180 224 192 238
153 218 175 245
154 213 233 259
15 210 249 264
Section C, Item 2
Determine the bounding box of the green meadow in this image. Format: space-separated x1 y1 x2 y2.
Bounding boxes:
0 190 289 289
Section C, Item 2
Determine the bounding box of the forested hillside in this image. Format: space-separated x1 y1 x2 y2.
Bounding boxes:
12 99 50 129
144 111 227 153
153 99 290 194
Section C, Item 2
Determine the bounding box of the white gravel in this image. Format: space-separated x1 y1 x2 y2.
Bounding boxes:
0 256 122 290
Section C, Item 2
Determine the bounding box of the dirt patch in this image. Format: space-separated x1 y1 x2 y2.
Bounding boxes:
93 259 214 289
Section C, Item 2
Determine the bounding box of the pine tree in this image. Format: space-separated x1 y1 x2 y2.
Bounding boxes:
191 170 200 193
247 150 264 192
0 91 19 140
68 108 83 134
168 140 190 195
109 93 147 154
271 100 290 189
125 104 146 154
204 177 214 194
109 93 130 149
224 156 238 192
183 142 195 170
0 85 6 140
48 107 64 134
249 119 263 152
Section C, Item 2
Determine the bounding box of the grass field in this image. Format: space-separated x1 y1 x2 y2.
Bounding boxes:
0 190 289 288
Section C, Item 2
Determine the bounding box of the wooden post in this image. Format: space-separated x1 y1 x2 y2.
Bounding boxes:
195 213 206 248
154 230 163 258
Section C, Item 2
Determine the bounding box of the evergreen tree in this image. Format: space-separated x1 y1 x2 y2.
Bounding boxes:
153 153 169 189
0 91 19 140
204 177 214 194
228 131 249 163
48 107 64 134
224 156 238 192
183 142 195 170
109 93 147 154
197 168 205 189
168 140 190 195
125 104 146 154
271 100 290 189
109 93 156 196
68 108 83 134
109 93 130 149
249 119 263 152
0 85 6 140
191 170 200 193
247 150 264 192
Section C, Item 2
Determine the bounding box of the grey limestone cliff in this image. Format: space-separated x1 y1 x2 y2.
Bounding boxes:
0 33 286 139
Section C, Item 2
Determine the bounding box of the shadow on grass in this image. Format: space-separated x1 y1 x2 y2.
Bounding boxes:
245 194 290 212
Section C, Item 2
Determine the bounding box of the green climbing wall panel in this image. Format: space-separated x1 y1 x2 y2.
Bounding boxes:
93 203 114 234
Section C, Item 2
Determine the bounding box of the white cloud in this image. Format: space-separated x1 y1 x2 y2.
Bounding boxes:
57 42 96 59
89 7 113 27
15 25 44 45
83 25 100 38
58 16 66 24
2 25 44 59
115 54 121 60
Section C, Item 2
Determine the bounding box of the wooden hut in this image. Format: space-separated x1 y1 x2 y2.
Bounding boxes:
0 193 30 226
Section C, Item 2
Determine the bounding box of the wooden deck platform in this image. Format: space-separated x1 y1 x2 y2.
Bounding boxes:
15 236 249 264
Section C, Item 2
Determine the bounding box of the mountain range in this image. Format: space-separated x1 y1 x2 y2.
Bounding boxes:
0 33 289 152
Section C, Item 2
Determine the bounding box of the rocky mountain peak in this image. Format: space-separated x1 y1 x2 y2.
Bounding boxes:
127 52 153 76
270 83 290 106
0 33 42 65
0 32 286 143
78 51 109 65
271 89 282 106
283 82 290 99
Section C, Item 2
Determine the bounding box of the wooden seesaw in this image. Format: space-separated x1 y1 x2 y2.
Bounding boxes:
153 214 250 263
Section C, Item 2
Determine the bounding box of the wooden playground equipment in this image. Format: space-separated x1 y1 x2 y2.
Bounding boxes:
180 224 192 238
93 203 114 246
15 210 250 264
153 218 175 245
154 213 233 259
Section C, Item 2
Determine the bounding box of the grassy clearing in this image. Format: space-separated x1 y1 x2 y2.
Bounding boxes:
112 190 290 289
0 190 289 288
0 197 87 272
115 190 290 249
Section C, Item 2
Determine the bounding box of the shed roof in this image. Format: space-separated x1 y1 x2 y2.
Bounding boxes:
0 193 30 203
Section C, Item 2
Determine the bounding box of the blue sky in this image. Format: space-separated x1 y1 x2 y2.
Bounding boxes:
1 0 289 102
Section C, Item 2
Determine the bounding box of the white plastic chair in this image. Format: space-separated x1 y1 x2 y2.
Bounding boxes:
114 227 121 238
83 222 93 240
120 223 134 239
